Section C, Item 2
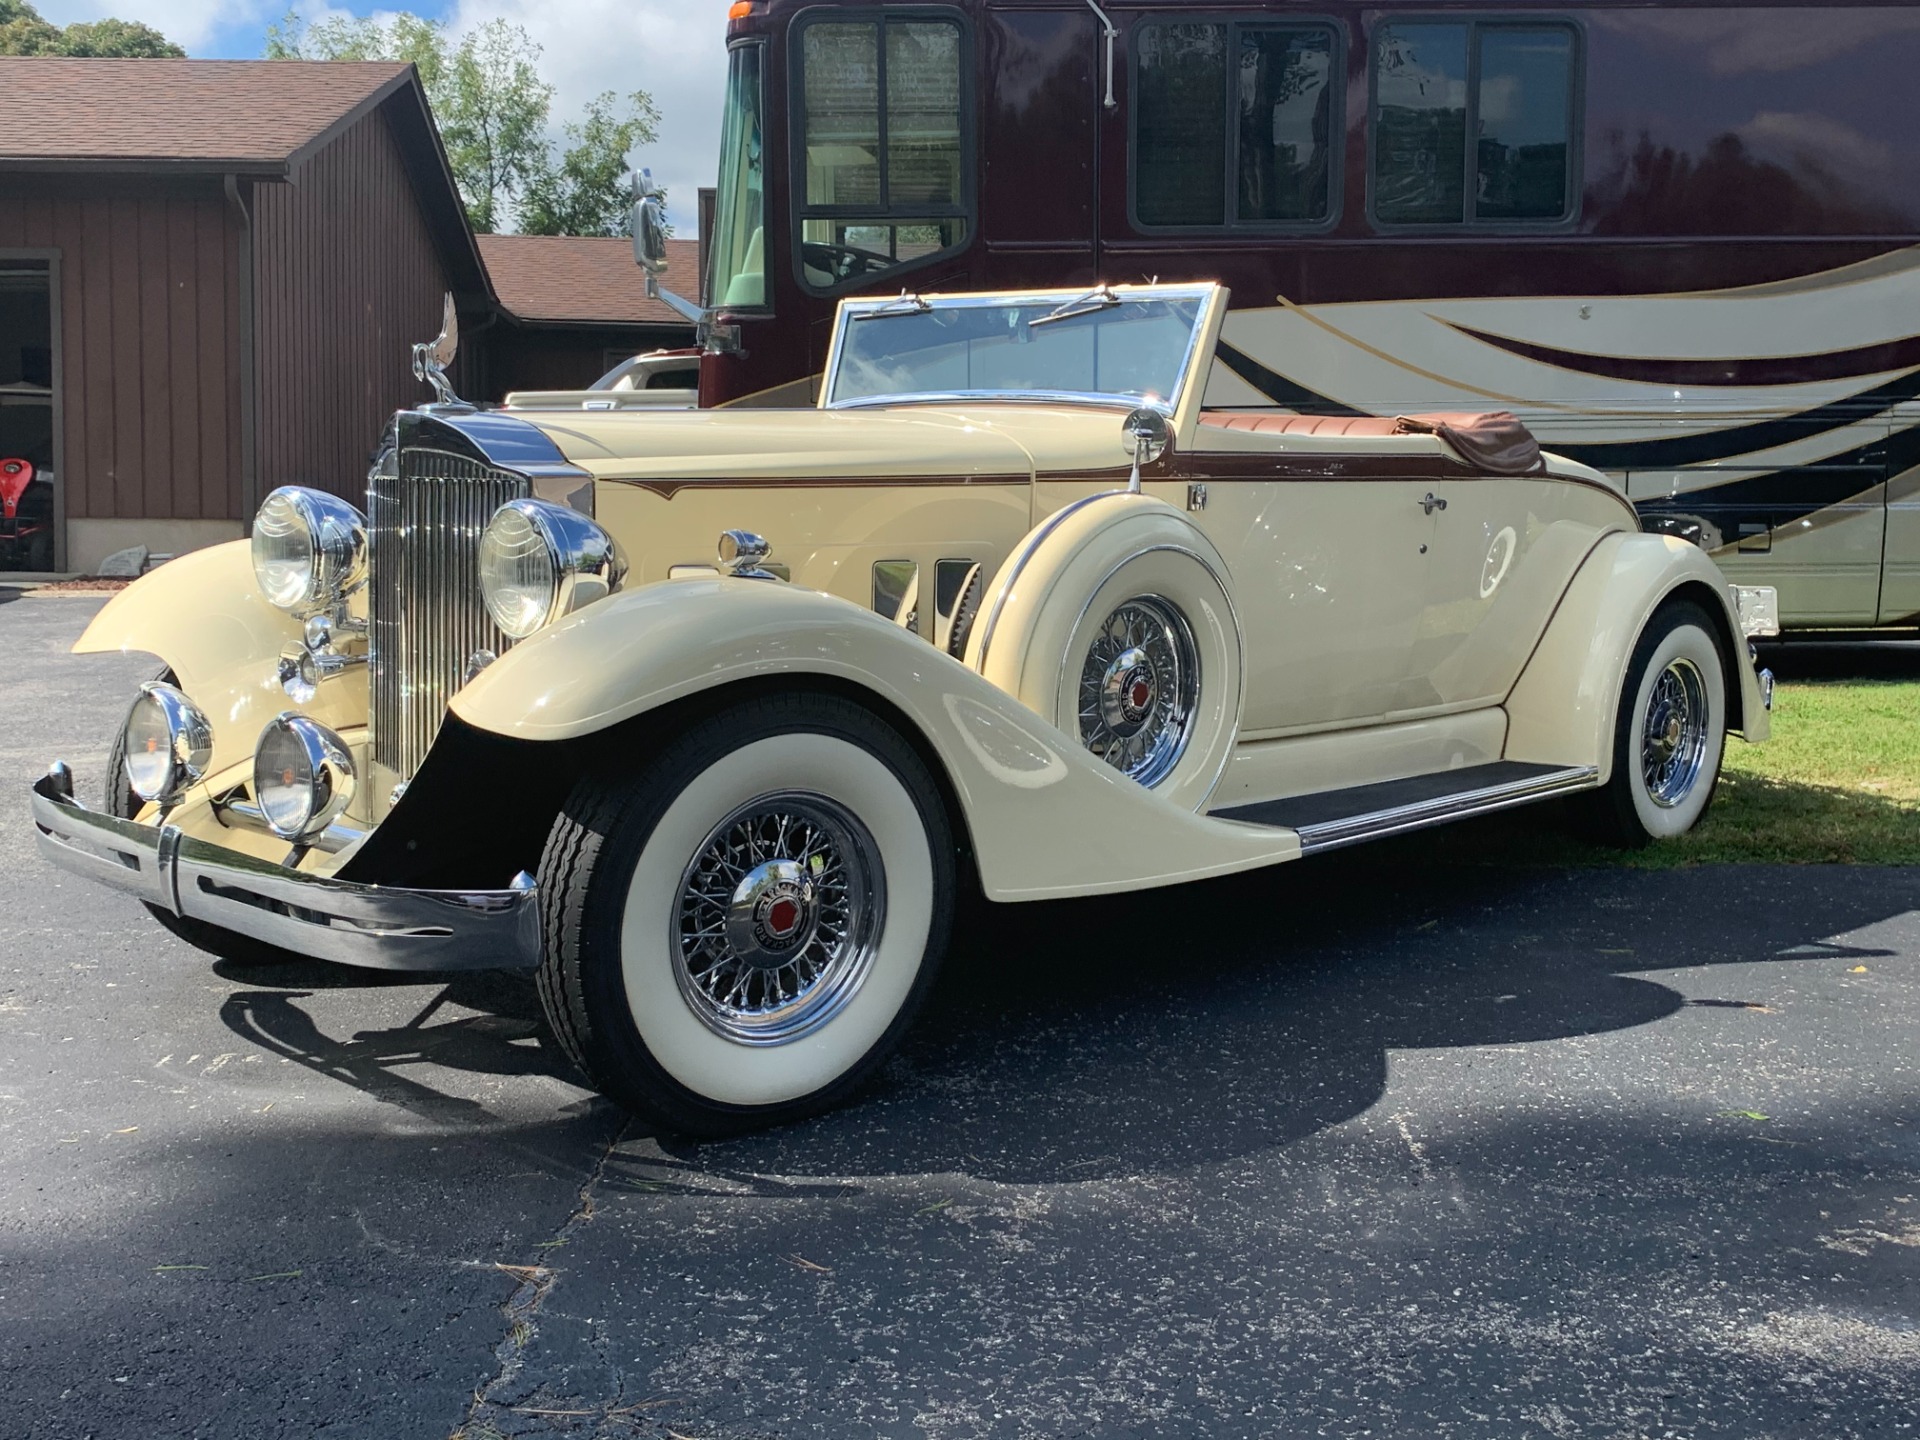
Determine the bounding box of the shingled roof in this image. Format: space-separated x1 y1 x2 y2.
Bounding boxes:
0 58 416 173
478 234 703 327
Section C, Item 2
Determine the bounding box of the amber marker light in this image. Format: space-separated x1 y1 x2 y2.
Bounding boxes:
728 1 754 17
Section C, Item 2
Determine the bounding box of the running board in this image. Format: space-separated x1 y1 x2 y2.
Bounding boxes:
1211 761 1600 855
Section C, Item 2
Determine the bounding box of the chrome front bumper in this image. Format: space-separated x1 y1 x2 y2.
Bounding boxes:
29 764 540 973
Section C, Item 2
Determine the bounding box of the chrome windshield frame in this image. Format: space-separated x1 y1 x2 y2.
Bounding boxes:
820 282 1224 414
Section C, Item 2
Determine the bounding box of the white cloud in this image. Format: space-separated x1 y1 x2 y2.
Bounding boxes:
1586 10 1920 77
445 0 729 235
36 0 730 235
34 0 278 53
1736 111 1892 178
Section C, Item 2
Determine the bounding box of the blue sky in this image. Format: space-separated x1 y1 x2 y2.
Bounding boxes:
36 1 728 233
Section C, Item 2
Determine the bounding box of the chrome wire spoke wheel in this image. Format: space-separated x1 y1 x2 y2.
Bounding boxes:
672 791 886 1046
1640 657 1710 808
1075 594 1200 788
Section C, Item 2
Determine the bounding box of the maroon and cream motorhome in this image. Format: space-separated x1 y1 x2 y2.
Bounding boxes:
666 0 1920 628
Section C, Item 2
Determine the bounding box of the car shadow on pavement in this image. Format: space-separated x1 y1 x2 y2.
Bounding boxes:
632 855 1913 1187
198 848 1914 1185
212 961 571 1127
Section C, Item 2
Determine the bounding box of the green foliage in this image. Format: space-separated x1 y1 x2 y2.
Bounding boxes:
0 0 182 56
1420 677 1920 868
518 90 663 237
266 9 658 237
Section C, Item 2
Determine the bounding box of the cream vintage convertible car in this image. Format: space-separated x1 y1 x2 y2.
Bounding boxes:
30 283 1776 1133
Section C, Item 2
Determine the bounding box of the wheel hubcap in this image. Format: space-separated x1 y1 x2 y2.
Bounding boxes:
673 793 885 1045
1641 658 1709 808
1077 595 1199 788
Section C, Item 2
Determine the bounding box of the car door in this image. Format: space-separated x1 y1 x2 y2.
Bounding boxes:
1159 452 1442 733
1404 472 1635 714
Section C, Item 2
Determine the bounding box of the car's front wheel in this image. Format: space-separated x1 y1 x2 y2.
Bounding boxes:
536 693 956 1134
1583 600 1728 847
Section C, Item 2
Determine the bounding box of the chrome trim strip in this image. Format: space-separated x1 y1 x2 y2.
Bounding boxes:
31 769 539 973
1278 765 1601 855
829 390 1162 414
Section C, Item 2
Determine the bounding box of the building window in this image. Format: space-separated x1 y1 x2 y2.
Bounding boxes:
1372 20 1580 227
795 14 969 292
1133 21 1340 229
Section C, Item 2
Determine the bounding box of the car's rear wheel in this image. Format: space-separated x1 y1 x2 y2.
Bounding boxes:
536 692 955 1135
1582 600 1728 847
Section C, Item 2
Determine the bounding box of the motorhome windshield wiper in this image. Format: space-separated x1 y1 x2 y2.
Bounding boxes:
854 291 932 321
1030 284 1121 328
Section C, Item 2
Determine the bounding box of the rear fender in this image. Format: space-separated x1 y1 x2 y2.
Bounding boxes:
1504 532 1767 781
72 539 366 778
449 577 1298 900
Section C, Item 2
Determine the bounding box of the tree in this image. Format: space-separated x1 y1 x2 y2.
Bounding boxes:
517 89 663 238
266 9 658 237
0 0 182 56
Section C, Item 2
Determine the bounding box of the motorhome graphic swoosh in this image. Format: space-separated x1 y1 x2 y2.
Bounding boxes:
1214 342 1920 474
1444 325 1920 390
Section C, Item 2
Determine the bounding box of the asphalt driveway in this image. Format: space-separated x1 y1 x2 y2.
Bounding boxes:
2 589 1916 1439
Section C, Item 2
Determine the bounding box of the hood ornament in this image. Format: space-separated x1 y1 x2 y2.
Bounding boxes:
411 292 462 406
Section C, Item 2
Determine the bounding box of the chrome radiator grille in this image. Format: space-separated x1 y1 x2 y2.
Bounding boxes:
368 446 529 784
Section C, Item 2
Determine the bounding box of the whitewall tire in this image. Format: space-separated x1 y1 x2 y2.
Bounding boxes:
966 493 1243 811
536 693 955 1134
1585 601 1728 847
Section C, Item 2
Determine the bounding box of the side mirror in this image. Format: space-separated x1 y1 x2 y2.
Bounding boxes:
1121 406 1170 493
631 168 669 277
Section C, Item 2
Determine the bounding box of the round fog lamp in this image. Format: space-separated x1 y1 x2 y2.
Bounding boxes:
252 714 355 841
122 682 214 805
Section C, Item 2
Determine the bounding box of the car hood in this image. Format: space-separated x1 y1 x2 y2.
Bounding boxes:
510 404 1140 483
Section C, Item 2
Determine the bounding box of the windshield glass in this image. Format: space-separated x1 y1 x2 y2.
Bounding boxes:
824 286 1216 408
709 44 767 309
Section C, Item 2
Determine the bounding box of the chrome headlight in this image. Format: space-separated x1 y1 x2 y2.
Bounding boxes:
251 486 368 614
478 499 624 640
122 682 213 805
252 714 355 841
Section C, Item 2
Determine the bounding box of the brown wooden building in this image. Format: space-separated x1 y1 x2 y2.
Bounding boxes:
0 58 492 573
0 57 694 575
479 234 702 397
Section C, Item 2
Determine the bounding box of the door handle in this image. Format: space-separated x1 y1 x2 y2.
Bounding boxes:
1421 492 1448 515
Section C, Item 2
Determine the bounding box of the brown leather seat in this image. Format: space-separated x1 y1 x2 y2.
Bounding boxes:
1198 409 1544 475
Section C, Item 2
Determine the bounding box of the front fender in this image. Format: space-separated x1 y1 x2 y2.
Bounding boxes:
72 540 366 779
1504 532 1767 781
449 578 1299 901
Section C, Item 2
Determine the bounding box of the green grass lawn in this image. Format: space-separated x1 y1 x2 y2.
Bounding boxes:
1430 677 1920 867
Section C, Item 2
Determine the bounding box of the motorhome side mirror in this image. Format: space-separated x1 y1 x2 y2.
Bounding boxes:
1122 407 1170 466
631 169 668 275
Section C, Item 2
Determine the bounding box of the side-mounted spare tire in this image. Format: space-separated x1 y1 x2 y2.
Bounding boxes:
964 492 1243 812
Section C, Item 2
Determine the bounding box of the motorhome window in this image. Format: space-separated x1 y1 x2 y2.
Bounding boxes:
1133 21 1338 229
711 43 768 308
1372 20 1579 226
795 16 970 292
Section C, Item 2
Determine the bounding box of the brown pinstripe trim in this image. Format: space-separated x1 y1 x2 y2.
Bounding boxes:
1178 450 1631 508
606 472 1032 500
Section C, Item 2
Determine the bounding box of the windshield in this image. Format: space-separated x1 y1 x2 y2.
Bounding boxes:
709 44 767 309
824 286 1217 409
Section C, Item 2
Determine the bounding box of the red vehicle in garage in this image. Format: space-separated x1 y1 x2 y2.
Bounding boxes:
0 458 52 572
